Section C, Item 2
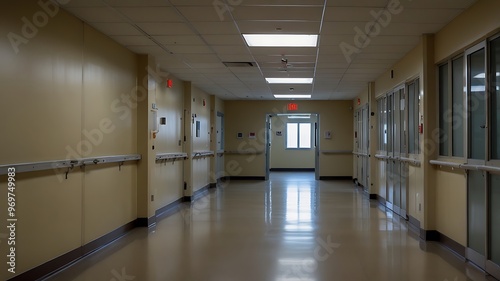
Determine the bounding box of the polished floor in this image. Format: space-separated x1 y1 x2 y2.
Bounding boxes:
46 172 495 281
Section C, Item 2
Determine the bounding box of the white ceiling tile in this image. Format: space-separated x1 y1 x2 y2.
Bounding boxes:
212 45 250 55
166 45 214 54
137 23 195 35
89 23 143 36
237 21 321 34
191 22 240 35
105 0 172 6
116 7 183 22
177 6 231 22
218 54 255 61
324 7 379 22
65 7 124 22
182 54 220 64
233 6 323 21
126 45 168 56
153 35 206 45
202 35 245 45
110 36 155 46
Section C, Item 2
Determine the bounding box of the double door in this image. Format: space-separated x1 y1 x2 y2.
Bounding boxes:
385 88 408 219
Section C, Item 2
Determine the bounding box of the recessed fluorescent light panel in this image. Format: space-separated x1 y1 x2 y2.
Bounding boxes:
243 34 318 47
266 78 313 84
274 95 311 99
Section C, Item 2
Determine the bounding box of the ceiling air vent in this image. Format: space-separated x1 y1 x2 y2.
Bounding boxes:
223 62 256 67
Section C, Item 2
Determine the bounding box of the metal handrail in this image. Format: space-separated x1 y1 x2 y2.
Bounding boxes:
0 154 142 175
353 151 369 157
429 160 464 169
155 152 188 161
375 154 390 160
192 151 215 158
399 157 421 167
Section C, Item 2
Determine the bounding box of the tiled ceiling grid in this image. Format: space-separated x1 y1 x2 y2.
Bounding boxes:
59 0 476 100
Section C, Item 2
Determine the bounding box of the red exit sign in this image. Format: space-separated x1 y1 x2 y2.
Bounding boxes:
287 103 298 111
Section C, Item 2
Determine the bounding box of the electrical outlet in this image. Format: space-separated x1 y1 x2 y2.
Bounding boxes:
419 203 421 212
151 195 154 202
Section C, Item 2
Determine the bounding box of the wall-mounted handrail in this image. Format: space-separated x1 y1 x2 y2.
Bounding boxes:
155 152 188 161
429 160 464 169
0 154 142 175
352 151 369 157
192 151 215 158
375 154 390 160
399 157 421 167
460 164 500 174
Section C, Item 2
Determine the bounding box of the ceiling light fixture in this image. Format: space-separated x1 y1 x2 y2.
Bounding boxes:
242 34 318 47
274 94 311 99
266 78 313 84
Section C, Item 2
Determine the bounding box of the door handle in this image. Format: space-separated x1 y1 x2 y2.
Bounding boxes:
480 125 486 129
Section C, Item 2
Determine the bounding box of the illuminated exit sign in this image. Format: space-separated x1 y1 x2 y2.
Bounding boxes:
287 103 298 111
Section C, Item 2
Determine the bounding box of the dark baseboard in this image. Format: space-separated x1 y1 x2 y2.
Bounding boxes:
369 194 378 200
439 232 466 258
209 182 217 188
184 184 211 202
408 215 421 234
319 176 353 180
407 216 466 259
377 195 386 206
9 219 138 281
270 168 315 172
155 197 184 219
421 229 440 241
222 176 266 181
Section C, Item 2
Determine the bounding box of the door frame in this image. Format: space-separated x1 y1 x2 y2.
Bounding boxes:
265 113 320 180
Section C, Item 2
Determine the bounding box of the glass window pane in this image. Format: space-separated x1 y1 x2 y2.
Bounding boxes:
439 63 450 156
408 82 417 153
468 170 486 255
469 48 486 160
378 100 383 151
388 94 393 153
299 123 311 148
287 123 298 148
452 57 464 157
490 37 500 159
490 174 500 265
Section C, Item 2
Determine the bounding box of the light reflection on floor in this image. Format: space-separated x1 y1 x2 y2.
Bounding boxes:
44 172 495 281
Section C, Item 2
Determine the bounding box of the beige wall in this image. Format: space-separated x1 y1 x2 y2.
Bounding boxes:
152 73 185 211
224 100 353 177
270 115 315 169
435 0 500 63
210 95 225 182
184 82 212 194
0 3 138 279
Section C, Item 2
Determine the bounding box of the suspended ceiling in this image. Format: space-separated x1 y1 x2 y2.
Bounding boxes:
60 0 477 100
